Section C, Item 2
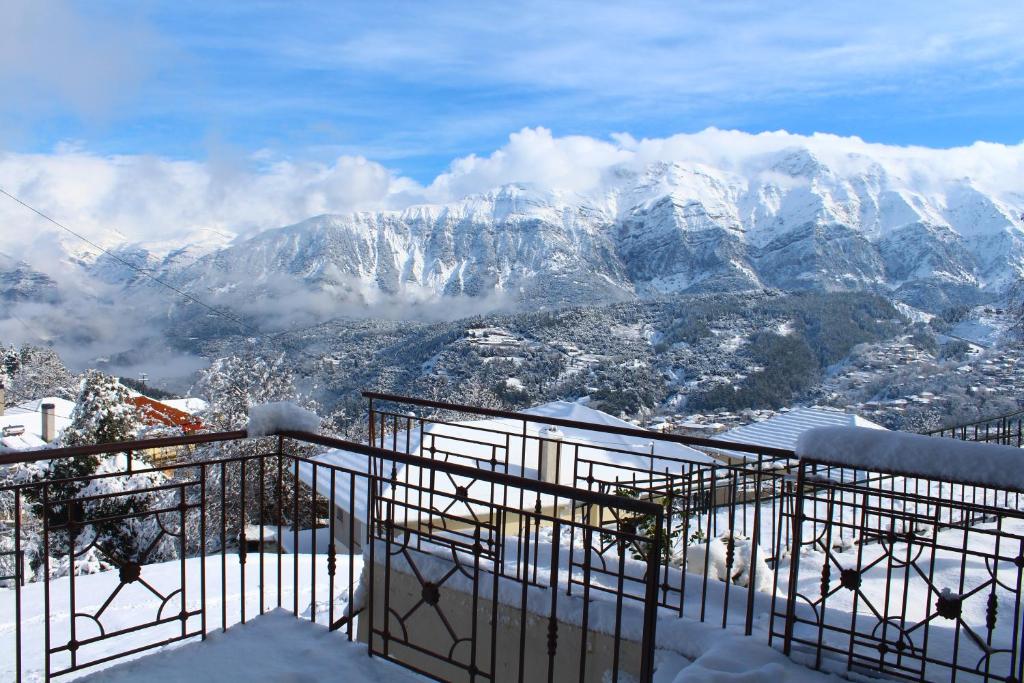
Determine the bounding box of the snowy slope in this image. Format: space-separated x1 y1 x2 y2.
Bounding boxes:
151 148 1024 313
7 140 1024 321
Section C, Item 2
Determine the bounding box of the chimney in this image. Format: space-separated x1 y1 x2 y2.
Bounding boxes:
41 403 56 443
538 426 566 485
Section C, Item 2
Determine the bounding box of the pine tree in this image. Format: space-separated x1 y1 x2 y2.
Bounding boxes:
188 353 321 548
19 371 175 578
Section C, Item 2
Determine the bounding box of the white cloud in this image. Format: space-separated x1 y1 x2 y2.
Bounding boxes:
426 128 631 200
0 0 161 120
427 127 1024 200
3 127 1024 268
0 148 424 259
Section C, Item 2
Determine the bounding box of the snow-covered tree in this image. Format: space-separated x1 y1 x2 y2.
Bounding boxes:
62 370 141 447
189 353 321 547
1 343 76 401
197 353 299 431
16 371 176 578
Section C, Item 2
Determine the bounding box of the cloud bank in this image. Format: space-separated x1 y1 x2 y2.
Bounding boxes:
5 126 1023 261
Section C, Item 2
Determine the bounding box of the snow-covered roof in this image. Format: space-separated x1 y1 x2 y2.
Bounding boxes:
1 397 75 449
297 447 375 526
0 426 47 451
520 400 715 469
798 426 1024 490
161 398 208 415
709 407 885 461
300 400 715 525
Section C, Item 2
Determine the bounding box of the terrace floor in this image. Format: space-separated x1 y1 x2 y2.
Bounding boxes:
77 609 429 683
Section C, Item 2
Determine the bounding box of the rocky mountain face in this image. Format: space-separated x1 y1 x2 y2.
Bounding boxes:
20 145 1024 324
0 258 60 303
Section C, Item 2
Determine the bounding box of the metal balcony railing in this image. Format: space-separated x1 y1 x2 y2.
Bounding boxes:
1 394 1023 683
0 427 662 683
924 409 1024 447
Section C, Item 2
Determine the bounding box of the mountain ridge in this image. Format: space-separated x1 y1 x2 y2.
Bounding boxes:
146 148 1024 315
6 143 1024 321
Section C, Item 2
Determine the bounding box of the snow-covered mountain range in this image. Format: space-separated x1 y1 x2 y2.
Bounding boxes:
10 144 1024 318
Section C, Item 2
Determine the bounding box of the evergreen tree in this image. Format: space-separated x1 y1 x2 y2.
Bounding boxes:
189 353 320 546
18 371 174 578
62 370 140 447
2 343 76 401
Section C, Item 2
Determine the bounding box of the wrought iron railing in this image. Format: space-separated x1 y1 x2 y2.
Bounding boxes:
365 393 1024 682
924 409 1024 447
0 428 662 683
2 393 1023 683
774 458 1024 683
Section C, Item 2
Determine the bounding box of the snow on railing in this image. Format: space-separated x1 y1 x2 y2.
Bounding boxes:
797 425 1024 491
246 402 320 438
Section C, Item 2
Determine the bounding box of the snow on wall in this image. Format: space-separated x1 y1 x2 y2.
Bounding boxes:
246 402 320 438
76 609 428 683
797 426 1024 490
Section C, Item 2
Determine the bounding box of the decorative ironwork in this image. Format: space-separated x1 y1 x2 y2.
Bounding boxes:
7 393 1021 683
774 459 1024 683
421 581 440 606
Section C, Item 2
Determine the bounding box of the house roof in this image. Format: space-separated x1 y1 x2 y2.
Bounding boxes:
709 407 886 461
2 397 75 449
131 396 205 433
300 400 717 526
161 398 208 415
0 424 47 451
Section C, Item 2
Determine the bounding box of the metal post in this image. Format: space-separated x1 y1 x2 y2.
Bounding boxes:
639 507 663 683
782 463 806 656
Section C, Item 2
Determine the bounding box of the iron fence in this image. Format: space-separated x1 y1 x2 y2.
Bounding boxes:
924 410 1024 447
365 393 1024 682
0 427 662 683
773 459 1024 683
2 393 1023 683
362 392 795 636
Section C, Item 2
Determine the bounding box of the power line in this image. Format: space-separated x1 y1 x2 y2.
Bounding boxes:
0 188 332 367
1 386 74 422
0 187 259 336
5 312 51 344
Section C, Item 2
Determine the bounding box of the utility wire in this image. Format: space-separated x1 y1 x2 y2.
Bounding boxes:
1 385 74 421
0 187 258 336
6 311 51 344
0 187 333 367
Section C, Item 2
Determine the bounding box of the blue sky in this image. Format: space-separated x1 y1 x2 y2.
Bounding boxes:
3 0 1024 183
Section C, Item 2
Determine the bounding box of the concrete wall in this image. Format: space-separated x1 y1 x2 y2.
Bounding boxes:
332 505 365 553
357 551 645 683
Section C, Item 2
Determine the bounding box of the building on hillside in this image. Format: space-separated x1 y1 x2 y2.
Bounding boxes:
131 395 205 434
1 397 75 450
298 400 715 552
706 406 886 464
0 391 208 463
129 395 208 466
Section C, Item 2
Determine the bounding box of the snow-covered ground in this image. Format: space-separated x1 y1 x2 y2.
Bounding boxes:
76 609 428 683
0 553 361 681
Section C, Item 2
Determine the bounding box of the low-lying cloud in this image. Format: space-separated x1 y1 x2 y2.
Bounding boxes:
4 127 1023 262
